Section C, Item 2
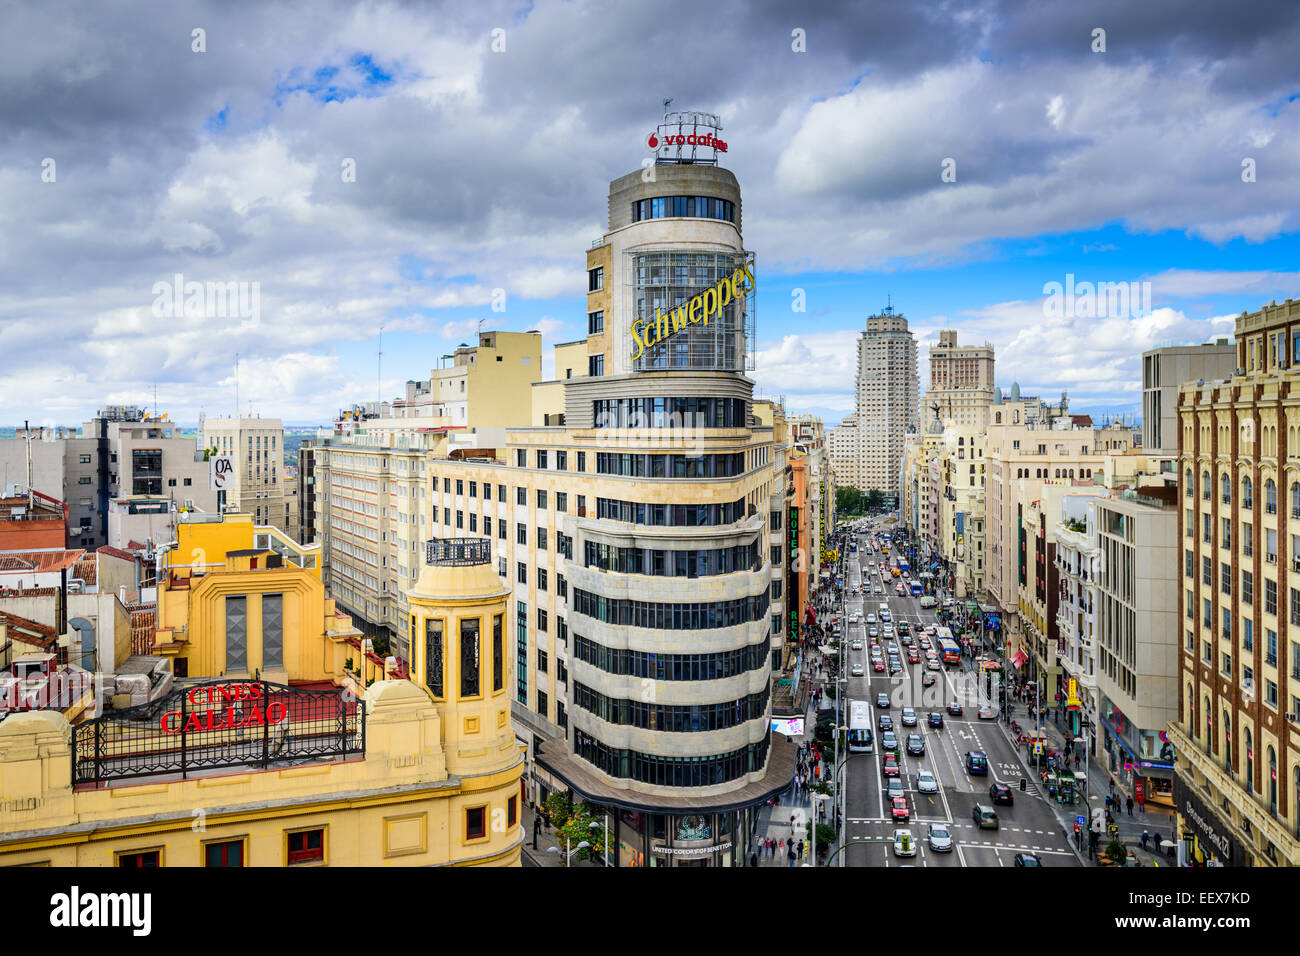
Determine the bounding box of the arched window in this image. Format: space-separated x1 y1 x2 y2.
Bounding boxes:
1223 473 1232 505
1203 471 1211 500
1269 747 1278 817
1246 729 1254 795
1224 712 1232 770
1205 698 1212 750
1244 476 1254 509
995 412 1002 424
1266 479 1277 515
1292 481 1300 518
1186 469 1194 497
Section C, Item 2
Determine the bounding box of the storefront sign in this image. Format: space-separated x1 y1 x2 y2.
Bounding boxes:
652 842 732 857
1173 775 1236 864
788 506 799 644
630 263 755 362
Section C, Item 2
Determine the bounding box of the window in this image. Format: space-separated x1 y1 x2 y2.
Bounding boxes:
538 568 548 591
516 450 526 467
1201 555 1212 586
537 648 548 672
1221 562 1231 595
588 267 603 292
537 527 547 550
117 849 161 867
588 355 605 377
1244 476 1254 509
79 454 92 464
517 523 527 545
1266 479 1278 515
517 486 527 505
1202 471 1210 501
1267 629 1278 667
461 618 481 697
498 484 506 502
537 450 548 469
1222 473 1231 505
588 311 604 334
456 479 464 496
556 492 567 512
1267 578 1278 615
493 614 503 692
465 806 487 841
426 619 444 697
577 452 586 472
1243 570 1254 605
287 828 325 864
508 795 518 828
263 594 283 668
498 519 506 539
538 489 547 509
204 839 245 867
225 595 247 672
1244 522 1254 557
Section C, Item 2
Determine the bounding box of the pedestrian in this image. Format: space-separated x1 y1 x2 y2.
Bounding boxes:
797 839 805 858
1126 796 1134 816
787 845 797 867
1152 831 1163 854
1137 792 1146 815
1140 831 1149 851
750 850 758 867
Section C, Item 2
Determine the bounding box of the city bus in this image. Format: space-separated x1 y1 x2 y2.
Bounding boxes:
848 701 874 753
937 631 961 664
910 581 923 597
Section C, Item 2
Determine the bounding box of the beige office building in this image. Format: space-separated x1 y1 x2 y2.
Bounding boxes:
1141 340 1237 454
1169 297 1300 866
927 330 995 429
202 417 288 533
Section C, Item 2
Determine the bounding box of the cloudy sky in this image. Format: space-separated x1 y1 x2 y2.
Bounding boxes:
2 0 1298 429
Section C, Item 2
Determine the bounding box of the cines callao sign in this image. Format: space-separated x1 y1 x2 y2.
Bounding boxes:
630 262 754 362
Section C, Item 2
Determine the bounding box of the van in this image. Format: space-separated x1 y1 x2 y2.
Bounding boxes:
919 595 937 608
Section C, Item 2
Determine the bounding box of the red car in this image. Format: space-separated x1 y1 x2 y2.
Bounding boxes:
890 796 910 822
882 754 901 777
907 650 921 664
873 659 886 672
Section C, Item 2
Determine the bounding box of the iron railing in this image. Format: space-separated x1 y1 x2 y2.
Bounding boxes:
72 679 364 785
426 537 491 566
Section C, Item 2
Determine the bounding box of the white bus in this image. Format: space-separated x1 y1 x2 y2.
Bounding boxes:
848 700 874 753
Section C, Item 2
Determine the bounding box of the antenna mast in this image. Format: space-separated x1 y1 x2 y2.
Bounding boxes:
235 352 240 419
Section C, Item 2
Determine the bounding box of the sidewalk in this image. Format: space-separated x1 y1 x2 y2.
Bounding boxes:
520 803 602 868
999 699 1176 866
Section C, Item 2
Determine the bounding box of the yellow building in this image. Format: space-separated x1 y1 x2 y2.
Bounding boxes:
0 517 524 866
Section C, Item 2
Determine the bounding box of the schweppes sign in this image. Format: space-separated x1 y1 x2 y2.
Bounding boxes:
630 261 755 362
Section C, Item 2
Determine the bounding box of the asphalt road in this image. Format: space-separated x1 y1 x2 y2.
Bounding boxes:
832 523 1082 868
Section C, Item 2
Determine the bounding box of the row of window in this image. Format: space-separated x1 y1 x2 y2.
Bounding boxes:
1186 470 1300 517
572 634 770 681
574 730 768 788
595 452 746 478
415 614 504 699
573 682 769 732
593 397 748 430
595 496 748 527
571 588 770 630
582 540 761 577
631 195 735 224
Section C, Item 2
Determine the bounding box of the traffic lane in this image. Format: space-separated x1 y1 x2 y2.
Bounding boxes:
941 788 1079 865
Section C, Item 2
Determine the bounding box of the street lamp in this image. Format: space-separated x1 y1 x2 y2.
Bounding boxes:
546 839 591 866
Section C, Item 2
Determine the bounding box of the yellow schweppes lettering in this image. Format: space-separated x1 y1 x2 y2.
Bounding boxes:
629 261 755 361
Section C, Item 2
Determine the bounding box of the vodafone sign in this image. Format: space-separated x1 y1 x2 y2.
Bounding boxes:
648 110 727 164
647 130 727 153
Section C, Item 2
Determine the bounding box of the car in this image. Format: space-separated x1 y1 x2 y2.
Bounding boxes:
947 702 963 716
868 627 879 639
978 705 996 720
925 625 937 635
989 783 1015 805
881 753 901 777
876 693 890 708
898 633 911 645
881 730 898 751
890 796 911 822
850 663 864 676
888 662 902 675
851 639 863 651
907 650 921 664
872 659 886 672
901 707 917 726
883 623 894 635
878 714 894 731
972 804 999 829
880 610 891 622
892 829 916 858
927 823 953 852
896 585 906 596
922 672 937 687
906 734 925 756
965 750 989 775
916 769 939 793
897 621 911 636
886 778 905 799
926 658 941 671
866 614 877 624
1014 853 1042 867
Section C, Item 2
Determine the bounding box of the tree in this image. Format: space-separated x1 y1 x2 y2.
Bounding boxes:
865 489 886 511
836 486 864 515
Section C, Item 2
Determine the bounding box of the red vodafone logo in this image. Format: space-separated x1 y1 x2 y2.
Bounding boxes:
646 130 727 153
647 132 659 149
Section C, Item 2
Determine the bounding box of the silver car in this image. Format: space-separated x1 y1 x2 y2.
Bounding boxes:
927 823 953 852
916 769 939 793
901 707 917 727
851 663 864 676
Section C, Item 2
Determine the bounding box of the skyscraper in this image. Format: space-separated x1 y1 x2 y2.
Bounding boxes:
830 306 918 497
927 329 995 429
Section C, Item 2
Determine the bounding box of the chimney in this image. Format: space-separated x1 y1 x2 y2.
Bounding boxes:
119 585 128 605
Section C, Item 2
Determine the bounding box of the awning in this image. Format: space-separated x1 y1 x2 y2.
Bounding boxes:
1011 650 1028 669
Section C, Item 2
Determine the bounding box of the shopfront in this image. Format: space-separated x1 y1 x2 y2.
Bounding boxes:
1098 697 1176 807
1174 774 1238 867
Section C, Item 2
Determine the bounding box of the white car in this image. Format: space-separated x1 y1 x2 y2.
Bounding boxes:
851 640 863 651
916 769 939 793
927 823 953 852
892 829 916 858
851 663 864 677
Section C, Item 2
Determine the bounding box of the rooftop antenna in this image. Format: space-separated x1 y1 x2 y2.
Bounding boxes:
23 419 33 510
234 352 240 420
377 324 385 411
